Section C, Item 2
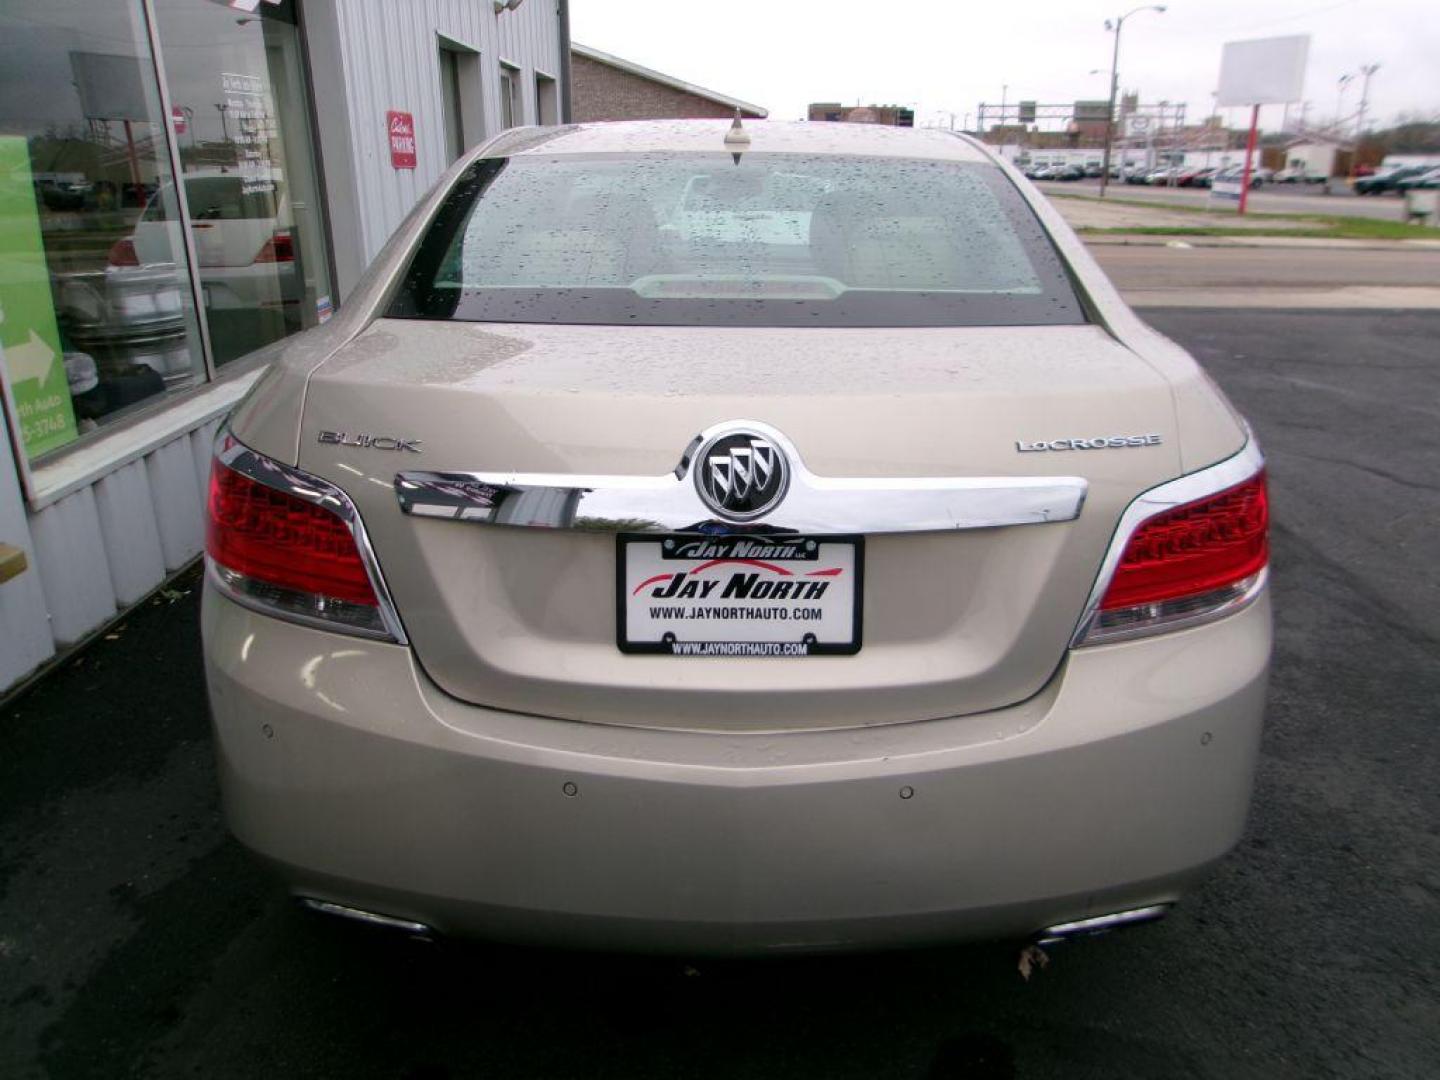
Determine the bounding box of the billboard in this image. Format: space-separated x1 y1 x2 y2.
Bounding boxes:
1217 35 1309 106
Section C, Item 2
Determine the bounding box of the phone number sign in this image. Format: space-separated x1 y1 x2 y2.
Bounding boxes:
387 110 417 170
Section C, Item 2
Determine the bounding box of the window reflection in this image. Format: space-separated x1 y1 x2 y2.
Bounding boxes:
0 0 203 459
153 0 334 365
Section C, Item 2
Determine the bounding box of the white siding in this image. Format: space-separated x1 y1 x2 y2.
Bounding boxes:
329 0 563 268
2 403 235 692
0 405 53 686
190 418 222 502
94 459 167 607
29 488 116 646
146 438 206 572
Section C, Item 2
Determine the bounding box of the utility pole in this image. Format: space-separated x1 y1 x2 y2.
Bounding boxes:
1354 63 1380 138
1334 72 1354 132
1099 6 1167 198
1351 64 1380 180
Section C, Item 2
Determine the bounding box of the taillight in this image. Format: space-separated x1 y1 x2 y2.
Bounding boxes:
205 430 402 641
108 237 140 267
254 231 294 263
1076 454 1268 646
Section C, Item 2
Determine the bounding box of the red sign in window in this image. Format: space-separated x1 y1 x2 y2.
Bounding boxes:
387 110 417 170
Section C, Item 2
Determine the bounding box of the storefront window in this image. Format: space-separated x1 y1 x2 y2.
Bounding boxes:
0 0 335 468
0 0 205 461
153 0 334 365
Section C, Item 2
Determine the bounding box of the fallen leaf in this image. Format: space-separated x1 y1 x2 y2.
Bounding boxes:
1017 944 1050 982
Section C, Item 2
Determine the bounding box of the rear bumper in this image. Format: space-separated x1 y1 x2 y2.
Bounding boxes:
202 585 1270 954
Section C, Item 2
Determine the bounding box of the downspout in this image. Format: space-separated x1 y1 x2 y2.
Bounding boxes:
557 0 573 123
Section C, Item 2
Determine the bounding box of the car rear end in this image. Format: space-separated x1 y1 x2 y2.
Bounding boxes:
201 121 1270 953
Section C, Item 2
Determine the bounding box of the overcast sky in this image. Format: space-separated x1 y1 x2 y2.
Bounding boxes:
570 0 1440 132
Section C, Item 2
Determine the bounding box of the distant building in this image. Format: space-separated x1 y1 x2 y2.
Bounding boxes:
571 44 766 122
808 103 915 127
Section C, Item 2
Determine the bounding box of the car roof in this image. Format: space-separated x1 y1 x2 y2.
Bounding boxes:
482 119 995 164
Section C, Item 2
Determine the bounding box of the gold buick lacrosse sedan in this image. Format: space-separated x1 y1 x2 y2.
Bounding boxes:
203 119 1270 953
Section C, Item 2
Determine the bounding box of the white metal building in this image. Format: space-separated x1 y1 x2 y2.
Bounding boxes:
0 0 569 694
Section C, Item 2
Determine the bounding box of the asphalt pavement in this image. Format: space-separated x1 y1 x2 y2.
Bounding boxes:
3 311 1439 1079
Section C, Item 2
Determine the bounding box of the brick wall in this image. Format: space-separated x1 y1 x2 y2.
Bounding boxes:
571 53 763 122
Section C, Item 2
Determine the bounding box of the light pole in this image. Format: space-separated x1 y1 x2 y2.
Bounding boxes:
1099 5 1167 198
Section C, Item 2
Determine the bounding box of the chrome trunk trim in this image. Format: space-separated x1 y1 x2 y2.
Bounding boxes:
1037 903 1171 944
394 421 1087 535
298 898 432 937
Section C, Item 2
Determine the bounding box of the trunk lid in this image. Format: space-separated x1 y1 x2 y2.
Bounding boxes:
296 318 1183 731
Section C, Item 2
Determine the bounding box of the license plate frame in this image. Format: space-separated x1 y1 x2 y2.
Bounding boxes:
616 533 863 657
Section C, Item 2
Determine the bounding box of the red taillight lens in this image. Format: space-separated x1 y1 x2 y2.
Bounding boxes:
254 231 294 263
1099 471 1268 610
108 237 140 267
207 459 378 608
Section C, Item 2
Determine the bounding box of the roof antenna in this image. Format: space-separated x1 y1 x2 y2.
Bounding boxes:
724 107 750 165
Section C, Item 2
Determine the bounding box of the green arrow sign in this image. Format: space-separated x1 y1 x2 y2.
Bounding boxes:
0 135 78 459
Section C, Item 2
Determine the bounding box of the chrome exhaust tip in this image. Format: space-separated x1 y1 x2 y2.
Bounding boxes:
1037 903 1171 945
298 897 434 938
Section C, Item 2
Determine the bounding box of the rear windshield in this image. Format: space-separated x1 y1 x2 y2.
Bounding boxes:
387 152 1085 327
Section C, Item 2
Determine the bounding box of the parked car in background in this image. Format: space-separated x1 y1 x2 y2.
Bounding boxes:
1355 165 1433 195
111 169 301 361
203 120 1271 955
1274 167 1325 184
1054 164 1085 181
1394 166 1440 192
1210 167 1266 189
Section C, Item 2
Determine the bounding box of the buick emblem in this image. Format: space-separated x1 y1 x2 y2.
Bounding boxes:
694 431 790 521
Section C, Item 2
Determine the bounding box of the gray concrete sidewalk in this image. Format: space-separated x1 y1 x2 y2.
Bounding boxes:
1044 190 1440 249
1084 233 1440 251
1051 193 1311 232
